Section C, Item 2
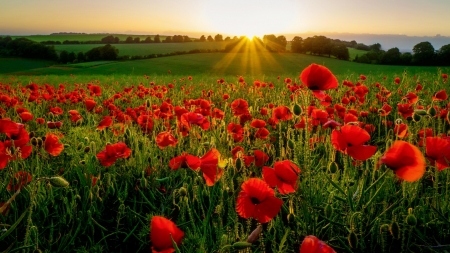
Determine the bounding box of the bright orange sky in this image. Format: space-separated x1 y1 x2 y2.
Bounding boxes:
1 0 449 37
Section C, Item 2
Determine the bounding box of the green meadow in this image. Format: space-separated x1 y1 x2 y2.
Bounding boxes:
8 34 167 42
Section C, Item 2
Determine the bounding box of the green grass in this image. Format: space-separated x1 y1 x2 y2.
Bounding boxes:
348 48 368 60
0 58 55 74
53 42 229 56
3 52 449 78
8 34 168 42
67 61 117 68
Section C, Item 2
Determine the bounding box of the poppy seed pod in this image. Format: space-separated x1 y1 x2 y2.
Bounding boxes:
427 107 437 117
348 231 358 248
77 143 83 150
48 176 70 188
232 242 252 249
31 137 38 146
414 110 427 116
413 113 421 122
328 161 339 173
287 139 294 149
293 103 302 116
390 221 400 240
84 146 91 153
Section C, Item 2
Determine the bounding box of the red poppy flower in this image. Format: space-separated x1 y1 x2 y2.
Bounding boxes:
169 153 201 170
7 171 32 191
231 99 249 116
199 148 223 186
300 64 338 91
36 118 45 125
227 123 244 143
432 90 448 101
68 110 82 123
49 106 63 116
137 115 154 133
47 121 63 129
425 137 450 171
402 92 418 105
88 85 102 96
263 160 301 194
44 133 64 156
150 216 184 253
397 103 414 119
254 150 269 167
96 142 132 167
250 119 266 128
378 104 392 116
97 116 113 130
156 132 178 149
19 112 33 122
271 106 293 124
394 123 408 138
255 127 270 140
331 125 377 161
394 77 401 84
85 98 96 111
236 178 283 223
299 235 336 253
379 141 425 182
231 146 245 159
0 119 19 135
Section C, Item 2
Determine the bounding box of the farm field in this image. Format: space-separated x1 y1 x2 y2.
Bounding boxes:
8 34 168 43
53 42 229 56
2 52 449 77
0 58 55 74
0 62 449 252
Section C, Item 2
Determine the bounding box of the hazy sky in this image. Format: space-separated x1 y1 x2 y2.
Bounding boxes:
1 0 449 37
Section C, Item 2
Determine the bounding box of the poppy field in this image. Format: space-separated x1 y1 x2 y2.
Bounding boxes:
0 65 450 253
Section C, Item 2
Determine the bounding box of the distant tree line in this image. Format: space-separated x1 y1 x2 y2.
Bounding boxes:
291 35 350 60
0 37 58 60
224 36 265 52
353 41 450 66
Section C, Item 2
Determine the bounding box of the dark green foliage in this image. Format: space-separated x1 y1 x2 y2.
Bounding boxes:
85 44 119 61
0 37 58 60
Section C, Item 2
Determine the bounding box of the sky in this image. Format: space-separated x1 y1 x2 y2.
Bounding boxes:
1 0 450 38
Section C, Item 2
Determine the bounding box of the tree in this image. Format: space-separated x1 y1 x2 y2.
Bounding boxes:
144 37 153 43
101 35 115 44
163 36 172 43
125 36 133 43
77 52 85 62
412 41 435 65
381 47 401 65
154 34 161 43
85 44 119 61
199 35 206 42
133 37 141 43
400 52 413 65
183 36 191 42
114 37 120 43
224 36 230 41
214 34 223 42
68 52 76 63
59 50 69 63
331 43 349 60
207 35 214 42
291 36 304 53
437 44 450 65
276 36 287 52
369 43 382 52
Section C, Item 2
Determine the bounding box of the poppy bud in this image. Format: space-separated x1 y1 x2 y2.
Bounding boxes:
406 208 417 226
37 138 43 147
232 242 252 249
76 119 83 126
79 160 86 165
293 104 302 116
414 110 427 116
29 131 35 138
246 225 262 243
146 99 151 108
348 231 358 248
380 224 390 233
221 234 228 245
287 140 294 149
395 119 403 125
412 113 421 122
324 204 333 218
328 161 338 173
390 221 400 240
179 187 187 196
48 176 70 188
31 137 38 146
77 143 83 150
84 146 91 153
235 158 242 170
64 144 70 148
427 107 437 117
287 213 295 224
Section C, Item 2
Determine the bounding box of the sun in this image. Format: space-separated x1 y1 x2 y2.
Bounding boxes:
202 0 299 38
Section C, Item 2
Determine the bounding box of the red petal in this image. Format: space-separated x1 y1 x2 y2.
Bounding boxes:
347 145 377 161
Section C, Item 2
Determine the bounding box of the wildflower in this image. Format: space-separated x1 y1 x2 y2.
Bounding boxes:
331 125 377 161
263 160 301 194
156 132 178 149
97 116 113 130
7 171 32 191
96 142 132 167
300 64 338 91
379 141 425 182
425 137 450 171
150 216 184 253
236 178 283 223
44 133 64 156
299 235 336 253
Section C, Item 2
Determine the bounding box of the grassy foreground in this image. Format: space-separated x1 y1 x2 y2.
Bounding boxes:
0 68 449 252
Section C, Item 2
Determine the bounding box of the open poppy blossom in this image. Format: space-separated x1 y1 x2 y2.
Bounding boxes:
394 123 408 138
432 90 448 101
271 106 293 124
299 235 336 253
379 141 426 182
169 153 201 170
231 98 249 116
97 116 113 130
236 178 283 223
44 133 64 156
47 121 63 129
150 216 184 253
7 171 32 191
263 160 301 194
85 98 96 111
0 119 20 135
199 148 223 186
331 125 377 160
425 137 450 171
300 64 338 91
96 142 132 167
156 132 178 149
